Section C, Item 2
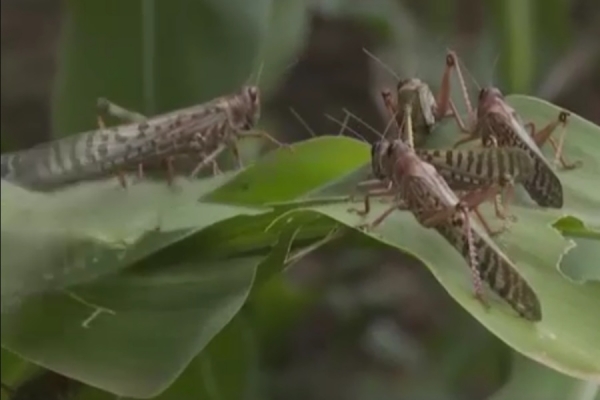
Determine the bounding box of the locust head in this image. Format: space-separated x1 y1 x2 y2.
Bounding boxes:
371 139 403 181
476 86 504 118
230 86 261 131
396 78 437 131
396 78 431 109
371 139 413 182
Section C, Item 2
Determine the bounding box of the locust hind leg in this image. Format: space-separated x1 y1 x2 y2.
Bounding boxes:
96 113 128 189
96 98 147 123
462 209 491 310
96 98 151 183
524 111 582 170
481 136 518 224
423 203 492 308
445 50 480 148
420 184 509 236
96 98 181 185
432 52 456 121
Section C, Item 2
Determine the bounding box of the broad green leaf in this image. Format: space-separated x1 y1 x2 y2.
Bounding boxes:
489 353 599 400
1 214 298 398
204 136 371 205
1 176 265 312
279 202 600 382
73 312 262 400
0 349 41 400
1 255 259 398
239 131 600 381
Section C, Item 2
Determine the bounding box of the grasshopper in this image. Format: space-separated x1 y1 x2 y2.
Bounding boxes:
337 104 536 235
373 53 536 223
1 86 283 191
446 50 581 208
370 50 456 147
349 104 542 321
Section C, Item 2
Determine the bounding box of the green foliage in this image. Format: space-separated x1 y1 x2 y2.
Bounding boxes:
2 0 599 399
3 95 600 397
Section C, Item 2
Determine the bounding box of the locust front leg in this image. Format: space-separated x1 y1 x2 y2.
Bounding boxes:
347 184 406 231
381 89 404 141
523 111 582 170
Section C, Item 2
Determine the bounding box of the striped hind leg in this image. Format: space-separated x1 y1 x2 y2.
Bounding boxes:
524 111 581 170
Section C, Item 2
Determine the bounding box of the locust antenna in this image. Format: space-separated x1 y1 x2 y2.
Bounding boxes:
363 48 401 81
336 113 350 137
489 51 501 88
324 114 369 143
342 108 386 141
458 54 481 92
283 58 300 72
289 107 317 138
254 60 265 87
382 110 399 138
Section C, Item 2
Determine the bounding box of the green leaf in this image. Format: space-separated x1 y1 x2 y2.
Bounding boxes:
244 129 600 382
297 201 600 381
489 353 599 400
72 312 262 400
1 176 265 312
204 136 371 205
0 349 41 398
1 254 259 398
1 206 298 398
554 216 600 239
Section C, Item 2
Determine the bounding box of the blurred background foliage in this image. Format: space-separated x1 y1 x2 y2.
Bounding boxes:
1 0 599 399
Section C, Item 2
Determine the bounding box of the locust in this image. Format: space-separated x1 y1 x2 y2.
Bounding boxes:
337 104 536 235
371 50 456 147
373 52 538 224
348 104 542 321
1 86 283 191
446 50 581 208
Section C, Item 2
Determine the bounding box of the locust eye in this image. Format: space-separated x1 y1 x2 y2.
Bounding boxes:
396 79 409 91
386 142 395 158
245 86 259 103
478 88 487 101
370 142 380 159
